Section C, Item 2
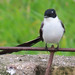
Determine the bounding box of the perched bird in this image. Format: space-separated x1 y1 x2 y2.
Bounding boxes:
17 9 65 49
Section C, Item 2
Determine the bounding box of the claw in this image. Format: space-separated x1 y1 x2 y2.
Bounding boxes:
55 44 59 50
51 45 54 48
45 43 48 50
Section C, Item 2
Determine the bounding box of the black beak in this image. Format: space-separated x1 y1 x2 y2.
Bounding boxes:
44 16 49 18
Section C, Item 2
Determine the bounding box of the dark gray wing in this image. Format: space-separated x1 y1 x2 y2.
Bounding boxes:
60 21 65 33
39 22 44 41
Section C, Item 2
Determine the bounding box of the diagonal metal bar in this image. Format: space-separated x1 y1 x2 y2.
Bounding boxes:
45 52 55 75
45 45 55 75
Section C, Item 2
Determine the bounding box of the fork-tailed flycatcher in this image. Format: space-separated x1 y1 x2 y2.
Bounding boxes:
17 9 65 49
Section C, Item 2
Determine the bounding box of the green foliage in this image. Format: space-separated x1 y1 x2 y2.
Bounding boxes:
0 0 75 55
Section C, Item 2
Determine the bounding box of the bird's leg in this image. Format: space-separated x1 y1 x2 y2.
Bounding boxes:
51 45 54 48
55 43 59 50
45 43 48 50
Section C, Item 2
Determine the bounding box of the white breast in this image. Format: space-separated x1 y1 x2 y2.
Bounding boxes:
42 16 64 44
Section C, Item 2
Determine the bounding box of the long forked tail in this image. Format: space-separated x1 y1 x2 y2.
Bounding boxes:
17 36 42 47
0 36 41 55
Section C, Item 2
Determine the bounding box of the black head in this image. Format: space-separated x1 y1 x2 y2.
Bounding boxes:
44 9 57 18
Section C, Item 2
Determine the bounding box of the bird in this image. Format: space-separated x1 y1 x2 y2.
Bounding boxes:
17 9 65 49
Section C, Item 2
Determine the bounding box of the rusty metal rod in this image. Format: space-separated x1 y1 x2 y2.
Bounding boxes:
45 45 55 75
0 47 75 54
45 52 55 75
0 47 75 52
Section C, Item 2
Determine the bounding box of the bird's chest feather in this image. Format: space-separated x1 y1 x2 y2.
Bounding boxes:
42 21 64 43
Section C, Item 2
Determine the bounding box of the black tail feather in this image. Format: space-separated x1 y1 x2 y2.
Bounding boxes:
17 36 41 47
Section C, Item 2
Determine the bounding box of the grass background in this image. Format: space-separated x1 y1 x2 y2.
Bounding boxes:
0 0 75 56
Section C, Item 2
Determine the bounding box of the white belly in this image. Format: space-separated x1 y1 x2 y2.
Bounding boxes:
42 20 64 44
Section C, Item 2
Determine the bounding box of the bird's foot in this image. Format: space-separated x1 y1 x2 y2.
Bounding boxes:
51 45 54 48
45 45 48 50
45 43 48 50
55 45 59 50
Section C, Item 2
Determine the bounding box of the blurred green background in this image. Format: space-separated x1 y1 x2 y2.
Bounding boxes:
0 0 75 56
